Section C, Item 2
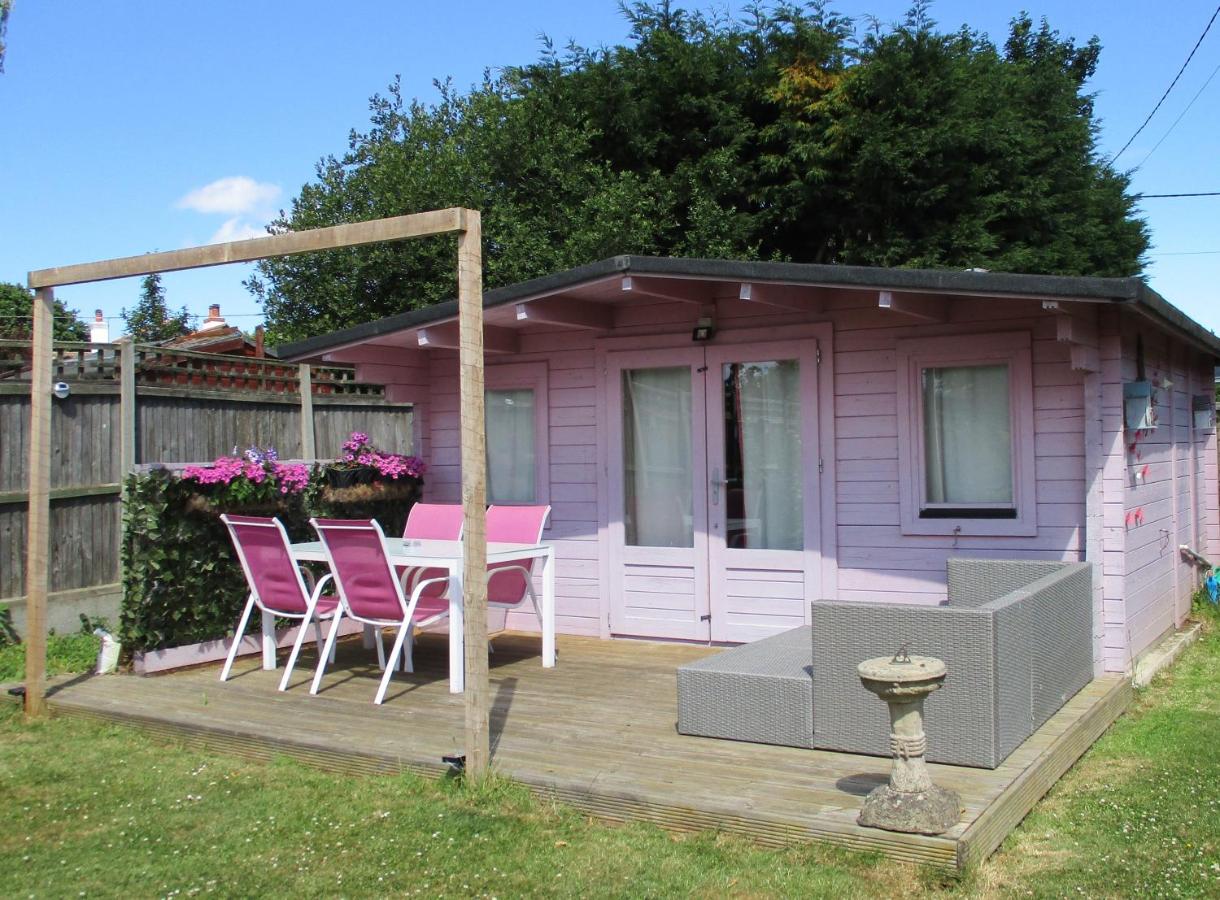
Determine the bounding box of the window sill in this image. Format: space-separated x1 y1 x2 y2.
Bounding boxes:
900 515 1038 538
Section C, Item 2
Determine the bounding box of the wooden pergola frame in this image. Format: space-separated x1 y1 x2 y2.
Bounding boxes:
24 208 497 776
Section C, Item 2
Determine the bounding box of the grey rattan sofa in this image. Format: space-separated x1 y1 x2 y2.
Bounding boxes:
676 559 1094 768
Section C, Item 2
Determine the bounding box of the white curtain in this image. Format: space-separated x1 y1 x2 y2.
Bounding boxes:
623 367 693 547
486 388 535 503
734 360 803 550
922 365 1012 504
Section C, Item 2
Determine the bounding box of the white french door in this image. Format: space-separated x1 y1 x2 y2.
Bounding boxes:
606 349 711 640
607 340 820 643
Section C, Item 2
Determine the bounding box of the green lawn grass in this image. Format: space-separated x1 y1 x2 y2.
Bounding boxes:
0 631 99 683
0 603 1216 898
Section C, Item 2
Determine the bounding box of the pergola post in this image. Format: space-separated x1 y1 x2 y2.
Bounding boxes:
457 209 490 776
23 287 54 718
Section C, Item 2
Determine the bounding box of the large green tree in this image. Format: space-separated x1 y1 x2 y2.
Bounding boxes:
122 274 194 342
0 0 12 73
0 281 88 341
252 1 1148 343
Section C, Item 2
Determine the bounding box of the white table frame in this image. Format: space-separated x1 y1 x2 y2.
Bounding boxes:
290 537 555 693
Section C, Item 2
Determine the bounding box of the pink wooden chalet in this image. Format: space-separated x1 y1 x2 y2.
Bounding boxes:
278 257 1220 676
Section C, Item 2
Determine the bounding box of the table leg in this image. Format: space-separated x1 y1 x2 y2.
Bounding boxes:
542 547 556 668
361 624 376 650
448 562 464 694
260 611 276 670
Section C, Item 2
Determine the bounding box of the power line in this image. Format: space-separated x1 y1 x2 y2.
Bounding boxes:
1148 249 1220 255
1142 191 1220 197
1135 60 1220 168
1110 4 1220 164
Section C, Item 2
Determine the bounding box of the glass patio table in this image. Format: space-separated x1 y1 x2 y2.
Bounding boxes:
289 537 556 693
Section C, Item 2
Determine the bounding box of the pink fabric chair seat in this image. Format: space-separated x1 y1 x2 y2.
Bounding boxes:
485 505 551 612
302 517 455 704
397 503 463 604
219 514 339 685
410 594 450 622
314 595 341 616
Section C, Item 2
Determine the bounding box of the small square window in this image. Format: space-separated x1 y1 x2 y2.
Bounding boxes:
483 362 550 509
897 333 1036 536
486 388 536 503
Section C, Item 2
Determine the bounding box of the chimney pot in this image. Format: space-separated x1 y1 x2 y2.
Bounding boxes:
200 303 227 331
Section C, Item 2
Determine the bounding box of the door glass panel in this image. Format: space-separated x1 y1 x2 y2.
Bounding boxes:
723 360 803 550
622 367 693 547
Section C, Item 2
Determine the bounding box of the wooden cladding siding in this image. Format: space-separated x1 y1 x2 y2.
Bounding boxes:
1112 323 1217 671
369 296 1096 640
0 382 412 602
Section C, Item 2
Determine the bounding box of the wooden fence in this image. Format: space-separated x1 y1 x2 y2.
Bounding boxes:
0 340 412 619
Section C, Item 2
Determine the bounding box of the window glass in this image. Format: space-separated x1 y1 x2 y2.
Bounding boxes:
922 364 1012 505
485 388 535 503
723 360 803 550
622 367 693 547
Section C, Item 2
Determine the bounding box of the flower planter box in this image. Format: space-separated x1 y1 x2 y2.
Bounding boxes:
131 617 367 675
325 467 375 489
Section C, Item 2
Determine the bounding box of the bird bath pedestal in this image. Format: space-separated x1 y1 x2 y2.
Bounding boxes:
856 654 960 835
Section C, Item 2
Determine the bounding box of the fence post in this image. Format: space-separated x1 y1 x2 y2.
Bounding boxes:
119 340 136 478
23 288 54 718
298 364 316 459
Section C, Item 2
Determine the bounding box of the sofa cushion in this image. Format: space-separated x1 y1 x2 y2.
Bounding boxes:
676 626 814 749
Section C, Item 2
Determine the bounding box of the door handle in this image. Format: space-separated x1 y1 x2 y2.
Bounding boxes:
711 467 725 505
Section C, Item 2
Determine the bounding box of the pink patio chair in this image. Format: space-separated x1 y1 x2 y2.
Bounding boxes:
398 502 464 601
219 514 339 684
485 504 552 635
297 517 450 704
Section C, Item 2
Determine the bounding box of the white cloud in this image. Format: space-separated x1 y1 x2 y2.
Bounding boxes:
177 176 280 215
209 217 267 244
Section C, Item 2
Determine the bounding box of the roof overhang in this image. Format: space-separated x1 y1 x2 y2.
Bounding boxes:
275 255 1220 361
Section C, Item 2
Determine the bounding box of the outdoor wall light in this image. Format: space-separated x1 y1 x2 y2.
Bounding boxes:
52 381 71 400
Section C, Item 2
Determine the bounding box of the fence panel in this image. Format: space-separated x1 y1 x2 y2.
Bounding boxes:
0 342 412 611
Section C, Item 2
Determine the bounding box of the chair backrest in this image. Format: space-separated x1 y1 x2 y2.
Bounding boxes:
403 503 464 541
485 505 551 604
311 518 405 622
221 514 311 616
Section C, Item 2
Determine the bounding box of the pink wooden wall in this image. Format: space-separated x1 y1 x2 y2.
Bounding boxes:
350 292 1218 671
1102 318 1218 671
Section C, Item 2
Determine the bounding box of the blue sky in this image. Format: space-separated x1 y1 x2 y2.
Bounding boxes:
2 1 1218 336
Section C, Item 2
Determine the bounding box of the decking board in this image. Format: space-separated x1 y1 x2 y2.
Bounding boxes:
27 631 1129 870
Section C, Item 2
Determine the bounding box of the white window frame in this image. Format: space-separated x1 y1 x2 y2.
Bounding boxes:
896 332 1037 537
484 362 550 508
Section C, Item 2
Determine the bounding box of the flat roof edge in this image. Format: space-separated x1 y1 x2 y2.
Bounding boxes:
276 256 1219 360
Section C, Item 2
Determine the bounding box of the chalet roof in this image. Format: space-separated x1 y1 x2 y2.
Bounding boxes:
276 255 1220 361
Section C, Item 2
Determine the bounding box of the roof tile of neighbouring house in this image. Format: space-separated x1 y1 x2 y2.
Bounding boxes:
275 255 1220 360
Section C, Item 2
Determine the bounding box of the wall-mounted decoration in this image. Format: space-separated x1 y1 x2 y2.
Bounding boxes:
1123 381 1158 431
1192 394 1216 431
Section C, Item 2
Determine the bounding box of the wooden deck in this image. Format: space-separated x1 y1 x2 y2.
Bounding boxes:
34 632 1131 870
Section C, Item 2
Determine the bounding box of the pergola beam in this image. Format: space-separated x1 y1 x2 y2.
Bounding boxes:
28 209 465 288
